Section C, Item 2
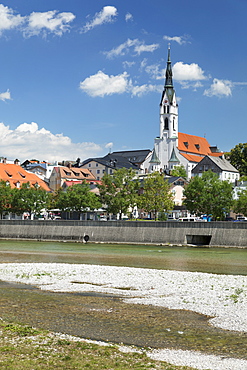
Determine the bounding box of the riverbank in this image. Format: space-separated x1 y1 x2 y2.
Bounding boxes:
0 262 246 370
0 219 247 247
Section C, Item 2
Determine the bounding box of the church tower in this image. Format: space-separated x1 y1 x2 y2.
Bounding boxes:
154 46 179 172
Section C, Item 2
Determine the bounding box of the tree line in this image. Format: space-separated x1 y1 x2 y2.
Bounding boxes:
0 167 247 220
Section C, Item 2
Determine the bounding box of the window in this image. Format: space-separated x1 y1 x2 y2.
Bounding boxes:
164 117 169 130
5 170 12 177
18 172 26 178
184 142 188 148
164 105 170 114
96 163 98 167
195 144 200 150
88 164 91 167
173 117 175 131
97 170 100 174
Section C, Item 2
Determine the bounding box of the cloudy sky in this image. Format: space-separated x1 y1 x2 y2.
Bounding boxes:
0 0 246 162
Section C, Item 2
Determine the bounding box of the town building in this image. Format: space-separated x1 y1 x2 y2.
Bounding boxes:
0 163 50 191
191 155 239 183
49 164 98 191
80 151 146 180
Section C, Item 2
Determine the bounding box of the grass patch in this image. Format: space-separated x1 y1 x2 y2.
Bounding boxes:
0 319 197 370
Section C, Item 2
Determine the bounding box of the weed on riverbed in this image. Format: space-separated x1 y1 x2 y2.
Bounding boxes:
0 319 197 370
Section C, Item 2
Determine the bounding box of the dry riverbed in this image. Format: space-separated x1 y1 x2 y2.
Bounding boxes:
0 262 247 370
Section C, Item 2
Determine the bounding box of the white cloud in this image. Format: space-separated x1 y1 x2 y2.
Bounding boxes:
173 62 206 81
25 10 75 37
123 61 135 68
104 39 139 58
79 70 130 97
134 43 159 55
79 70 161 98
82 6 117 33
0 122 104 162
0 4 24 33
105 142 113 149
204 78 232 97
104 39 159 59
0 89 11 101
163 35 189 45
0 5 75 37
131 83 161 97
125 13 133 22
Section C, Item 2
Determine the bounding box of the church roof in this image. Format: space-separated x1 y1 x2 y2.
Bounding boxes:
150 148 161 163
178 132 223 157
168 147 180 163
180 153 205 163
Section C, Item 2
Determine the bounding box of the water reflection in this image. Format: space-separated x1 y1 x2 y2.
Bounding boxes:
0 240 246 275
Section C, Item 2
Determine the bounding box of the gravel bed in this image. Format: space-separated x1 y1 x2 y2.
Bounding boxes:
0 262 247 370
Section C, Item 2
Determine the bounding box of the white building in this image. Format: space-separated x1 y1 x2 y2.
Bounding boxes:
153 47 225 178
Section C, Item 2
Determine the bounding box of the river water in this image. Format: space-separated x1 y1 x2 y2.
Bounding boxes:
0 239 246 275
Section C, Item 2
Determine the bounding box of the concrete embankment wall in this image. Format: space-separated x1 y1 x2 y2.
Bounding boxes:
0 220 246 248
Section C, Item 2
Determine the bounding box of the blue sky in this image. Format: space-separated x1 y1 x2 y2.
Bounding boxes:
0 0 246 162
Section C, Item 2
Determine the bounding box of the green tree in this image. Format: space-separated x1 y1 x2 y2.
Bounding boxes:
170 165 187 178
11 183 51 217
55 182 101 213
233 189 247 216
226 143 247 176
138 172 174 220
183 171 233 220
98 168 139 219
0 181 12 218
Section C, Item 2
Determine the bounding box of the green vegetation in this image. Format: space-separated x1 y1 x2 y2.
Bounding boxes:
0 181 51 218
0 319 197 370
98 168 139 219
54 181 101 213
183 170 233 220
233 188 247 216
170 165 187 179
138 171 174 220
225 142 247 176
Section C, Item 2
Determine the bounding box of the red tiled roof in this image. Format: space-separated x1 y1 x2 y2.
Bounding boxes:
0 163 50 191
178 132 223 156
180 153 204 163
57 166 96 181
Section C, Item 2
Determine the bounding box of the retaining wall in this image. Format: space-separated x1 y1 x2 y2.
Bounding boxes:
0 220 246 248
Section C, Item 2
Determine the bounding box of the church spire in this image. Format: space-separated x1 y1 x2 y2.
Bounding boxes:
165 44 173 88
160 45 175 105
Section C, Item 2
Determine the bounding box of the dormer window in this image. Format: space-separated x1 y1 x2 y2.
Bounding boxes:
5 170 12 177
195 144 200 150
18 172 26 178
184 142 188 148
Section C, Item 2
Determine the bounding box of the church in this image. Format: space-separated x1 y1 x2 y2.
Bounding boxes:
149 47 226 178
81 47 239 182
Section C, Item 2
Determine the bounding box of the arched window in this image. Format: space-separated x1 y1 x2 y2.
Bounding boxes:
164 117 169 130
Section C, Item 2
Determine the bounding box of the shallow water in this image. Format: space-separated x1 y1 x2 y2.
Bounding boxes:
0 239 246 275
